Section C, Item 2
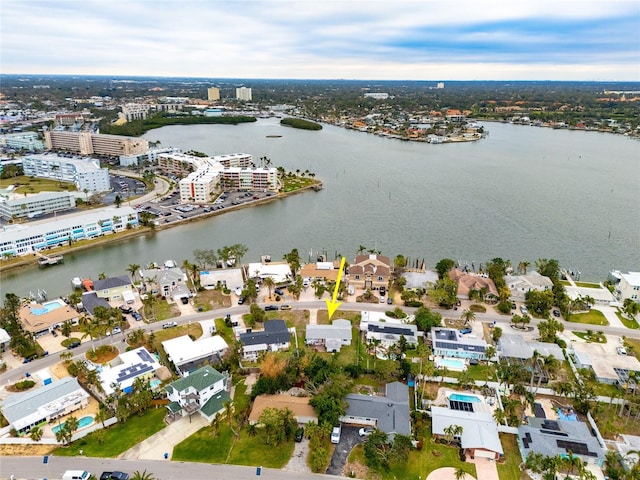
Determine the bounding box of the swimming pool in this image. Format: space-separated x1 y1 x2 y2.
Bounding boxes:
30 299 66 316
150 379 161 389
557 408 578 421
448 393 482 403
437 358 466 371
52 415 94 434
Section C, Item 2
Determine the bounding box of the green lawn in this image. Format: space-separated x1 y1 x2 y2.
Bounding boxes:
574 281 601 288
572 331 607 343
0 175 77 193
54 407 166 457
568 310 609 326
142 299 181 321
173 422 235 463
227 429 295 467
282 175 319 192
616 310 639 329
497 433 529 480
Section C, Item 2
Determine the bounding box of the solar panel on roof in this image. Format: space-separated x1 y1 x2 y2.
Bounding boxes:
137 349 153 363
116 363 153 383
540 430 568 437
449 400 474 412
542 420 560 430
556 440 597 456
534 403 546 418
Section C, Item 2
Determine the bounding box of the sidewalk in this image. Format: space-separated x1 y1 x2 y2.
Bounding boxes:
118 413 208 460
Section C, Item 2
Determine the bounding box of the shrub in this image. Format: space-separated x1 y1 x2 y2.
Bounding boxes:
469 304 486 313
14 379 35 391
404 301 424 308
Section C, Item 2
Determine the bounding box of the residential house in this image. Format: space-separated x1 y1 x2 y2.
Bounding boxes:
164 365 230 422
565 284 616 306
306 319 352 352
199 267 244 290
139 267 189 301
80 292 110 316
93 275 133 302
518 418 605 465
349 254 391 291
299 260 342 285
249 394 317 424
340 382 411 438
360 311 421 350
0 377 89 434
498 334 565 384
99 347 162 396
431 327 487 361
162 334 229 375
571 343 640 388
247 261 292 284
505 272 554 301
449 269 499 300
431 406 503 460
19 299 79 336
615 271 640 302
239 320 291 361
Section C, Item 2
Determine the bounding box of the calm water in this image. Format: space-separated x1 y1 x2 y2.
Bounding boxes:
2 119 639 298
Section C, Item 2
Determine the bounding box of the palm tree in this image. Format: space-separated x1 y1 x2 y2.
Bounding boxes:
518 261 531 274
30 426 43 442
95 408 110 428
357 245 367 255
127 263 140 282
461 309 476 326
98 272 107 280
455 467 467 480
263 276 275 299
131 470 156 480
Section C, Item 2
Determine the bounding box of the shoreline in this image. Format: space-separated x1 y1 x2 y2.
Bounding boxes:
0 183 320 274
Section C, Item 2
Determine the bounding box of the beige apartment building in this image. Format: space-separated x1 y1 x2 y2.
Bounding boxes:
207 87 220 101
44 130 149 157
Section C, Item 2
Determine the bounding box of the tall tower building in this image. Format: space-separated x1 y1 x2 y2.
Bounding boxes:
235 87 252 101
207 87 220 101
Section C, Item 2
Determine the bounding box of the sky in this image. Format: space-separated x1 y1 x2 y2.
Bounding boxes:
2 0 639 81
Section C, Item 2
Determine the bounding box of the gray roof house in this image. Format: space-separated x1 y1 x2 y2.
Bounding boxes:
518 418 605 465
431 406 503 460
431 327 487 361
80 291 111 315
499 334 565 361
164 365 230 422
0 377 89 433
306 319 352 352
140 267 189 299
505 272 554 301
239 320 291 361
93 275 133 301
340 382 411 438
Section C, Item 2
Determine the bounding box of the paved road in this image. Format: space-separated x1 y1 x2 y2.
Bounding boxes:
0 456 346 480
2 300 639 385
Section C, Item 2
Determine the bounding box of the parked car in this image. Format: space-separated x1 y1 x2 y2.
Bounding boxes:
265 305 279 311
119 305 133 314
100 472 129 480
280 304 292 310
237 296 246 305
67 341 81 349
387 297 393 305
552 309 561 317
181 296 189 305
511 302 517 310
295 427 304 442
459 328 472 334
358 427 374 437
132 312 143 321
163 322 178 329
331 425 342 444
520 306 528 315
111 327 121 335
617 346 628 355
379 286 386 296
274 288 284 296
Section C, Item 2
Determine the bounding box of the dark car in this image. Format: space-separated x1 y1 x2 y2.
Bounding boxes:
387 297 393 305
132 312 143 321
265 305 279 311
181 296 189 305
100 472 130 480
379 286 386 296
511 302 517 310
295 427 304 442
237 296 246 305
274 288 284 296
119 305 133 314
68 341 81 349
552 309 561 317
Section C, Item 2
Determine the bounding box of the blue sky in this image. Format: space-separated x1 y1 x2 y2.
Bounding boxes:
2 0 639 80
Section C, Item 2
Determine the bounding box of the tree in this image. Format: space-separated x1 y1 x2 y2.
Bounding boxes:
518 260 531 274
283 248 302 278
430 277 459 308
435 258 455 279
623 298 640 319
127 263 140 282
230 243 248 266
538 318 564 343
492 326 503 343
256 407 297 445
461 309 476 326
193 248 217 270
455 467 468 480
115 194 122 208
131 470 156 480
263 276 275 299
414 306 443 331
61 319 73 339
29 426 43 441
364 429 391 470
98 272 107 280
535 258 560 280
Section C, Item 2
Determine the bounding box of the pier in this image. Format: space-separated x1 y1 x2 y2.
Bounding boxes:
36 252 64 267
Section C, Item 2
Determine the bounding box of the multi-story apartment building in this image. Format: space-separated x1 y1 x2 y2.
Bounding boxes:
236 87 252 101
121 103 151 122
0 206 138 257
179 165 222 203
221 167 277 191
214 153 252 168
55 113 86 126
119 147 182 168
157 152 199 177
0 132 45 151
44 130 149 157
0 191 76 220
207 87 220 101
22 153 110 193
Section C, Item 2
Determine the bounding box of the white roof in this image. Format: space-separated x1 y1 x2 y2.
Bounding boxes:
565 285 616 302
431 406 503 454
247 262 291 283
99 346 161 396
621 272 640 287
199 268 244 288
162 334 229 366
0 327 10 344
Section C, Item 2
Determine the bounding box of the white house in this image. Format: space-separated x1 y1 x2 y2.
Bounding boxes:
360 311 421 349
306 319 352 352
99 347 161 396
505 272 554 301
164 365 230 422
162 334 229 375
617 272 640 302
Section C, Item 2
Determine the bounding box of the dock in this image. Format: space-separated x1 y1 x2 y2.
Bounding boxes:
36 252 64 267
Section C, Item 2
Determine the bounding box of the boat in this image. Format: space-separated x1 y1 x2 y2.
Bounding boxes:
266 135 282 138
37 254 64 267
71 277 82 289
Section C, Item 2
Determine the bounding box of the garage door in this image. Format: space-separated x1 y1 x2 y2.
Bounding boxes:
474 449 496 459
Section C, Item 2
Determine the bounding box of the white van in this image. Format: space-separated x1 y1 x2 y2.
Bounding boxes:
62 470 91 480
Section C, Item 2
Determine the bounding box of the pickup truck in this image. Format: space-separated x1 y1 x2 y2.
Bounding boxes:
100 472 129 480
162 321 178 329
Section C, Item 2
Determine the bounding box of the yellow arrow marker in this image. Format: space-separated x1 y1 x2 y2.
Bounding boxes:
325 257 346 320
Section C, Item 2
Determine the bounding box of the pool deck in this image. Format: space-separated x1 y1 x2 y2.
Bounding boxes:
433 387 496 414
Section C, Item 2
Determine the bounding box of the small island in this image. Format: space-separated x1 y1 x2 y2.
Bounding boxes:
280 117 323 130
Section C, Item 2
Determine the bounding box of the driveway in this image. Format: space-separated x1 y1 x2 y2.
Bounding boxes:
326 426 362 476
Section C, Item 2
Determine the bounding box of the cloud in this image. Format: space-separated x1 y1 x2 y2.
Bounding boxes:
1 0 638 80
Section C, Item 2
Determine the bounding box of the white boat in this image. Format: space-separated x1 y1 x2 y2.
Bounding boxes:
71 277 82 289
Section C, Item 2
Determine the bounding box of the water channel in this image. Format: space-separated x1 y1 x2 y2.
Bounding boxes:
2 119 639 298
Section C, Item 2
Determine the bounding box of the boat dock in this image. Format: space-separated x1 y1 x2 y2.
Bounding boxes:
36 252 64 267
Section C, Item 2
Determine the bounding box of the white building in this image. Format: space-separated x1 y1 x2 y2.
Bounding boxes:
164 365 230 422
505 272 554 301
0 206 138 256
99 347 162 396
214 153 253 168
236 87 252 101
306 319 352 352
162 334 229 375
22 153 110 193
618 272 640 302
247 261 291 283
0 190 76 220
179 163 223 203
221 167 278 191
0 132 45 151
207 87 220 101
120 103 150 122
364 92 389 99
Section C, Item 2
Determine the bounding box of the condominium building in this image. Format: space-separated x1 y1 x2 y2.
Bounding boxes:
179 164 223 203
207 87 220 101
119 147 182 168
214 153 252 168
221 167 277 191
0 191 76 220
0 132 45 151
158 152 200 177
236 87 252 101
44 130 149 157
0 206 139 257
121 103 151 122
22 153 110 193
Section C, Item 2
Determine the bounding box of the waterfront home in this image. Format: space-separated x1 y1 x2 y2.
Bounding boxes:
505 272 554 301
565 284 617 306
79 291 110 316
247 261 292 284
340 382 410 439
518 417 605 465
164 365 230 423
299 260 343 285
238 320 291 361
431 406 503 460
611 271 640 302
93 275 133 302
19 298 79 336
199 267 244 290
249 394 317 425
448 269 499 300
305 319 352 352
430 327 487 361
99 347 162 396
348 254 391 291
139 266 189 301
162 334 229 375
0 377 89 434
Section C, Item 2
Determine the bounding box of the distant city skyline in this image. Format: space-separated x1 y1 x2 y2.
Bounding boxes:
2 0 639 81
